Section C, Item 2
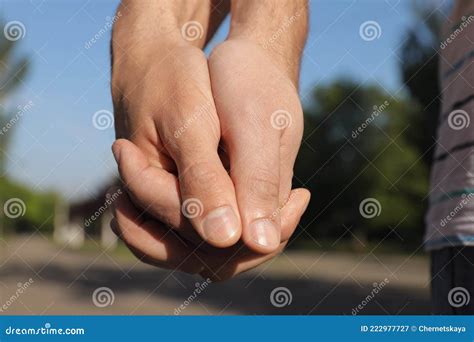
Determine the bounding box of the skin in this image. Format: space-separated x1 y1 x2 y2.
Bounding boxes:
208 39 305 252
110 0 309 280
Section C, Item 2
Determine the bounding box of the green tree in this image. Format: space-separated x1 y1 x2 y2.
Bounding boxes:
0 21 33 236
0 37 29 174
294 80 428 250
400 4 442 166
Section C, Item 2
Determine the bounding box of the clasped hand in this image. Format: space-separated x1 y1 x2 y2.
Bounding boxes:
109 1 309 281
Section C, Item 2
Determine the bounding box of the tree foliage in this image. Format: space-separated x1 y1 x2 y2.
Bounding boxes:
0 35 29 174
293 5 443 250
294 80 429 249
0 21 56 235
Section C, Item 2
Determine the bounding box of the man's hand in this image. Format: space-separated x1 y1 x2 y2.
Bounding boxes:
208 0 308 253
208 39 304 253
109 0 310 280
108 174 310 281
111 1 243 247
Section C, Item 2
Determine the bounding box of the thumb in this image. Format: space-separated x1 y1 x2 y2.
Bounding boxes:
280 188 311 242
227 124 282 254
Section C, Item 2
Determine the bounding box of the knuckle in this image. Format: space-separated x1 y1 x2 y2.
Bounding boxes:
247 168 279 203
181 161 220 190
121 177 139 198
160 106 219 155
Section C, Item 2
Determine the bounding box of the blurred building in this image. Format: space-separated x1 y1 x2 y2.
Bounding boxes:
54 182 119 250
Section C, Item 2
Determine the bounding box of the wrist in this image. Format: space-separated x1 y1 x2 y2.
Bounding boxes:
112 0 229 51
228 0 308 81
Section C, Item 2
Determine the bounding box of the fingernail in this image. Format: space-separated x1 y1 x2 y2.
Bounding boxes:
249 219 280 249
202 206 239 244
112 142 121 163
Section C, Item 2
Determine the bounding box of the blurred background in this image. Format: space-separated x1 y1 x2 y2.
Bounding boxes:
0 0 451 314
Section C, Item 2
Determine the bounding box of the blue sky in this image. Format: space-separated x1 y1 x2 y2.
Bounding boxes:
0 0 446 200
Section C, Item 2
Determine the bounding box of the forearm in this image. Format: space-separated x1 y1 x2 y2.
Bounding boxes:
228 0 308 82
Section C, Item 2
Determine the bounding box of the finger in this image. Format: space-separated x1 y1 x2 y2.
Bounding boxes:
111 190 204 274
112 137 309 248
280 188 311 241
112 139 202 243
276 80 304 205
198 188 310 281
110 187 309 281
226 115 282 254
161 107 241 248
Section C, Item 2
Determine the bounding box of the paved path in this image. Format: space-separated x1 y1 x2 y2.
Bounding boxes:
0 235 430 315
